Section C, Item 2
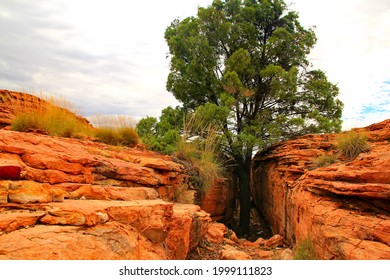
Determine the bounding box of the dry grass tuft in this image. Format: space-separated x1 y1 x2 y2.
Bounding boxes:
11 95 93 138
175 113 225 192
336 130 370 160
91 115 140 147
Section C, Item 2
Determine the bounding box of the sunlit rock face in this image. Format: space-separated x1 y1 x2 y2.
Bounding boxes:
252 119 390 259
0 127 211 259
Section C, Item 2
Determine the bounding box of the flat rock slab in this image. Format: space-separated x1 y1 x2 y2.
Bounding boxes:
0 200 211 260
0 222 168 260
40 199 174 227
0 210 45 232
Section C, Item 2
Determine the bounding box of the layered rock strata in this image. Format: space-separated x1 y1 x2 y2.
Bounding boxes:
0 129 211 259
252 119 390 259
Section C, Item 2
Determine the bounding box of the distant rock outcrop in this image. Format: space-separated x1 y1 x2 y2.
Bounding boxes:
0 89 91 129
252 119 390 259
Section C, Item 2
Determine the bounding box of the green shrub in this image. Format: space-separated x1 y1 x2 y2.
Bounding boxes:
336 130 369 160
294 238 318 260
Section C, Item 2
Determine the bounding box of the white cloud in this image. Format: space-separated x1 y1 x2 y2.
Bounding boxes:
1 0 389 128
287 0 390 129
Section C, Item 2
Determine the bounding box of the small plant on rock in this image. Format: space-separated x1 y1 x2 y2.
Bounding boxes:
91 115 141 147
312 153 338 168
176 113 225 193
336 130 370 160
11 94 93 138
293 237 318 260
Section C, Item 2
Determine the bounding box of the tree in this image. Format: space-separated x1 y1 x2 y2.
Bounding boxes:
136 106 183 154
165 0 343 234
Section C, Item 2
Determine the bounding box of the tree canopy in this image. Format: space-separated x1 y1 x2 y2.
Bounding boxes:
162 0 343 234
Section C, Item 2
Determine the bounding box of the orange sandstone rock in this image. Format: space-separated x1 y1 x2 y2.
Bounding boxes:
252 119 390 259
7 181 53 204
206 222 228 244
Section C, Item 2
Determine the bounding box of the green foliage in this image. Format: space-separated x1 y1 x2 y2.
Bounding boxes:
136 106 183 154
137 108 226 192
165 0 343 157
163 0 344 232
294 238 318 260
336 130 370 160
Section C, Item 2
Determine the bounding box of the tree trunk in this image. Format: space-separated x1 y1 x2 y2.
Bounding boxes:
237 156 252 235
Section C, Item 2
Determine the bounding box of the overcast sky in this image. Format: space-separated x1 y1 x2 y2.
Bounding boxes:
1 0 389 129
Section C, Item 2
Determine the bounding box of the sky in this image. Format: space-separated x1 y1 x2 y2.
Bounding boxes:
0 0 389 130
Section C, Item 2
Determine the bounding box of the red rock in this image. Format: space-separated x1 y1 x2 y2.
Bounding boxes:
274 248 293 260
0 129 188 192
0 222 168 260
199 176 236 222
139 157 182 172
105 186 159 201
242 236 266 247
264 234 283 248
0 211 45 233
0 181 8 203
63 184 159 201
255 250 274 259
166 204 211 259
221 245 251 260
206 223 228 244
0 200 211 259
0 91 217 260
252 119 390 260
22 154 85 175
40 210 87 226
0 162 21 180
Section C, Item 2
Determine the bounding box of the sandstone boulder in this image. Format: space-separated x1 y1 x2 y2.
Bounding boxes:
0 200 211 260
206 222 228 244
221 245 251 260
6 181 53 204
199 176 236 222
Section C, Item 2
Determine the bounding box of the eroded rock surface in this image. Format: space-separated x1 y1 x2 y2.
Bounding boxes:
0 200 210 260
252 119 390 259
0 128 212 259
0 130 186 199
